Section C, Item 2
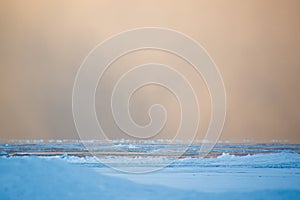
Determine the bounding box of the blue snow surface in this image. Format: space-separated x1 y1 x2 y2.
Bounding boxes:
0 141 300 200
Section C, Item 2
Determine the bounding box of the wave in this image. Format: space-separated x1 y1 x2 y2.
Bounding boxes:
176 152 300 168
18 152 298 169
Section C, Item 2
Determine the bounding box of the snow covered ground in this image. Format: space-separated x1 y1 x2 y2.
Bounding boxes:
101 153 300 193
1 143 300 199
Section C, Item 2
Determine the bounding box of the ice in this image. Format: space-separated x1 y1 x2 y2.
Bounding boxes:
0 156 202 200
1 142 300 199
0 151 7 156
176 152 300 168
1 156 300 199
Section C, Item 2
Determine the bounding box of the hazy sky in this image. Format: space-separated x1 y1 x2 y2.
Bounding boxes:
0 0 300 143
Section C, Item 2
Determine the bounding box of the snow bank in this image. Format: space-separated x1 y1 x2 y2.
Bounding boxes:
1 156 300 200
0 156 201 200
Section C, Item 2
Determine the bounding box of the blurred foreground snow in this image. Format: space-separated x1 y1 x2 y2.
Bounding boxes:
1 155 300 199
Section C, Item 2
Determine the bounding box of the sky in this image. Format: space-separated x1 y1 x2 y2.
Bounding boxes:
0 0 300 143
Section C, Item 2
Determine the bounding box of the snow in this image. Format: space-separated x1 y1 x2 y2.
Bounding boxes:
96 153 300 193
1 153 300 199
0 156 200 200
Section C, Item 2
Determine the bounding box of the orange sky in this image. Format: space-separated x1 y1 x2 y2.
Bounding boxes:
0 0 300 143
